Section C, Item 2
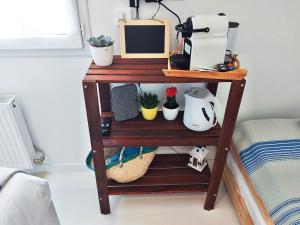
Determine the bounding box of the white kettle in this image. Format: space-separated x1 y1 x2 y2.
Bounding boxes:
183 87 220 132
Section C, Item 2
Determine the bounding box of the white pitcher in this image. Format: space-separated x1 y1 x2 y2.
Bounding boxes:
183 87 220 132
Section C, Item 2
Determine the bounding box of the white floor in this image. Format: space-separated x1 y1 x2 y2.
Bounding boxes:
44 147 240 225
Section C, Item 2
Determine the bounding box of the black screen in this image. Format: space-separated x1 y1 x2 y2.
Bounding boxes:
125 25 165 54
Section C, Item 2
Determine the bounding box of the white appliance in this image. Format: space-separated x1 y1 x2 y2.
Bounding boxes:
227 22 240 54
183 88 220 132
0 95 36 169
179 14 229 70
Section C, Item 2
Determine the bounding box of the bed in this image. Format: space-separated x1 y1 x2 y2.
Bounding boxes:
224 119 300 225
0 168 60 225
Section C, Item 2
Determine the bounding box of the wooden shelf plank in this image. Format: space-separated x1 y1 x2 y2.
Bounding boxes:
149 154 206 169
84 56 231 83
88 69 164 75
108 184 209 195
101 112 221 147
108 154 211 195
103 137 219 147
163 68 248 81
84 74 226 83
108 173 210 186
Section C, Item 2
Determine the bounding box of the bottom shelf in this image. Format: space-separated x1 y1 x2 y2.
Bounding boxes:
108 154 211 195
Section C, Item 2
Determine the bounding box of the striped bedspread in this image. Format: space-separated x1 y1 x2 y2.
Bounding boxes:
240 139 300 225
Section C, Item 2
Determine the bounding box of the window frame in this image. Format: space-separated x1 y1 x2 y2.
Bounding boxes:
0 0 91 56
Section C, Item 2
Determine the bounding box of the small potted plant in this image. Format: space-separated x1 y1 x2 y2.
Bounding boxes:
162 87 179 120
87 35 114 66
140 92 160 120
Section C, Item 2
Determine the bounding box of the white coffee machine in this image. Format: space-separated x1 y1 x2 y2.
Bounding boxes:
172 14 232 70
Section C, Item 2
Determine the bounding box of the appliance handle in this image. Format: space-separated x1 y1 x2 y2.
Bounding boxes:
208 96 221 127
211 106 218 127
202 107 218 127
175 24 210 33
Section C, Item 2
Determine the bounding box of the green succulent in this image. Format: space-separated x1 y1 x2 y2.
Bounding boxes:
87 35 114 47
140 92 160 109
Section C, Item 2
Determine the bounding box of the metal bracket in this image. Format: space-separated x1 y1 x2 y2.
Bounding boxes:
33 146 46 164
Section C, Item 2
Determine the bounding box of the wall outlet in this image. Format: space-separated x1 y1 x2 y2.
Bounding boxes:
115 9 132 26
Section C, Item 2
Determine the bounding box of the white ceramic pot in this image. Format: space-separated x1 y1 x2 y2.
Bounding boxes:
90 44 114 66
162 104 179 121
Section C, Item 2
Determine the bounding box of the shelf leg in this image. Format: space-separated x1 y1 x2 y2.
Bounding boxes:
83 81 111 214
204 79 246 210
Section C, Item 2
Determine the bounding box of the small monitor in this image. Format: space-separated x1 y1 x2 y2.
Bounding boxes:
119 19 170 58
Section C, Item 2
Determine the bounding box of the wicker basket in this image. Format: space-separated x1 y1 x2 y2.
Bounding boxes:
86 146 156 183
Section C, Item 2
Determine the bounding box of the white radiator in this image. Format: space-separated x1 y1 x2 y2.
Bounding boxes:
0 95 36 169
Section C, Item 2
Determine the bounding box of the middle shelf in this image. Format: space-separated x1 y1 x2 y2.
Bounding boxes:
100 111 221 147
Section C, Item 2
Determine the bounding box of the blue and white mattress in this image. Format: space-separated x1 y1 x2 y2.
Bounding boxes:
233 119 300 225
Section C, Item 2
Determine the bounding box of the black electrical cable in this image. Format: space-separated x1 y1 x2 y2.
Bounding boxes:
169 146 179 154
159 2 181 24
135 7 140 19
136 0 140 19
151 2 161 19
150 0 181 38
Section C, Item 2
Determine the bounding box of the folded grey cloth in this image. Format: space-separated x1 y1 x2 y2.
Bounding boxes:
0 168 27 191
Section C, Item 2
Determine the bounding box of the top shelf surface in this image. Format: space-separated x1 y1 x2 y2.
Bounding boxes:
84 56 234 83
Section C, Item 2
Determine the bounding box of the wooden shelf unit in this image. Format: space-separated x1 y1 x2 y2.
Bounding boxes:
83 56 246 214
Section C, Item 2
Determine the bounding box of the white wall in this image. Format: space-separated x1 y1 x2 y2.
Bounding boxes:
0 0 300 168
0 57 91 167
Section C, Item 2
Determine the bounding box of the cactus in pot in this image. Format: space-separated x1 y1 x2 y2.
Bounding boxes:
162 87 179 120
87 35 114 66
139 92 160 120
